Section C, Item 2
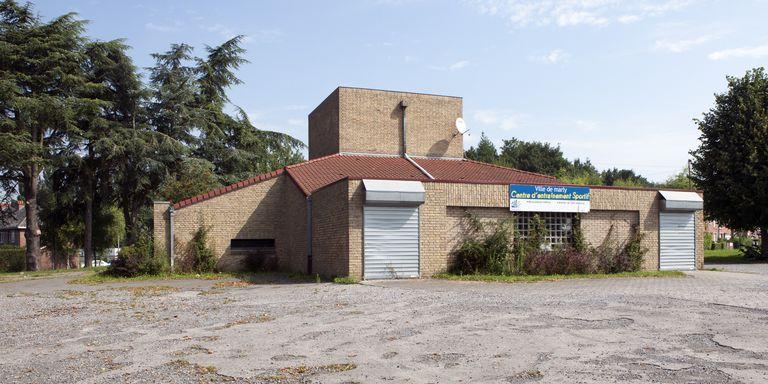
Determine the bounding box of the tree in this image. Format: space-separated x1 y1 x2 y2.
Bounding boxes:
558 158 602 185
465 132 498 164
498 138 569 176
600 168 652 187
658 166 693 190
691 67 768 259
0 1 98 270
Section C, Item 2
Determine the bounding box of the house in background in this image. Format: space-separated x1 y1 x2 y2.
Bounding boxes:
0 201 25 247
705 220 732 242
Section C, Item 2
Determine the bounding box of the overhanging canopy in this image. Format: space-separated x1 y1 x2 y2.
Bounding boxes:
363 179 425 205
660 190 703 211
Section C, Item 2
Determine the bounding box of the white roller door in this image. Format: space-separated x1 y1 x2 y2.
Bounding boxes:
363 206 419 279
659 211 696 270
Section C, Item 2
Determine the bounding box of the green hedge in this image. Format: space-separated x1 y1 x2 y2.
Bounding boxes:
0 245 25 273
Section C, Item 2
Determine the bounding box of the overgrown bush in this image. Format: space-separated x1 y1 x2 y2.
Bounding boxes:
450 213 649 276
524 248 593 275
0 245 25 273
184 226 216 273
451 214 513 275
622 225 647 272
106 236 167 277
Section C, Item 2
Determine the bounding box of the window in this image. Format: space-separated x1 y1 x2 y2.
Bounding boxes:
515 212 575 248
0 231 7 244
230 239 275 249
9 231 15 244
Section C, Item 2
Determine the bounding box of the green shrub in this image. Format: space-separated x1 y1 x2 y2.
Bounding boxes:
450 213 648 276
703 232 713 250
732 235 753 250
187 226 216 273
450 215 513 275
572 214 587 253
0 245 25 273
106 236 167 277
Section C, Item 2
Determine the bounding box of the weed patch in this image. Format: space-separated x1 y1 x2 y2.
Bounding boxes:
333 277 358 284
434 270 684 284
116 285 180 296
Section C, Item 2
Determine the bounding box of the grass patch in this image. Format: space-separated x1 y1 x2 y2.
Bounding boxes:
116 285 180 296
332 276 359 284
69 271 235 285
704 248 756 264
433 270 685 284
0 267 106 282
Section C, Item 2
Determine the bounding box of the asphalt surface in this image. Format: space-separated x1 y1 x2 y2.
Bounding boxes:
1 266 767 383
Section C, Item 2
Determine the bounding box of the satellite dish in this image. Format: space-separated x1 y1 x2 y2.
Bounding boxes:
455 117 468 134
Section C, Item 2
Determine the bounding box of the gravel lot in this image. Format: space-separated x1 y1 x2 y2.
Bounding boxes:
1 268 768 383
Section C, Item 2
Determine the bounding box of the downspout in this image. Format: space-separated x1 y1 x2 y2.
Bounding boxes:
168 205 175 273
400 100 408 155
400 99 435 180
405 154 435 180
306 196 313 274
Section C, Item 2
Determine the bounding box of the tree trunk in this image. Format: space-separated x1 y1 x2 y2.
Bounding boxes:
761 227 768 260
23 165 40 271
123 202 140 245
83 150 94 268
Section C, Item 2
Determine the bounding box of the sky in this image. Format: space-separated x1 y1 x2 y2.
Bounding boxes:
35 0 768 182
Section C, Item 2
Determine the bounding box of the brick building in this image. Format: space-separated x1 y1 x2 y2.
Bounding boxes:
0 201 26 247
154 87 704 278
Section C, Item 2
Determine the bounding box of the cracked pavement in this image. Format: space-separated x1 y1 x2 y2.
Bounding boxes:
1 266 767 383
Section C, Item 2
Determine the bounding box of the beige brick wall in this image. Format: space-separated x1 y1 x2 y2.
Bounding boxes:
308 89 340 159
581 210 642 262
343 182 704 277
695 209 705 270
348 180 364 279
419 183 448 276
276 176 308 273
587 188 661 270
153 202 170 256
311 179 350 277
167 176 283 272
308 87 464 159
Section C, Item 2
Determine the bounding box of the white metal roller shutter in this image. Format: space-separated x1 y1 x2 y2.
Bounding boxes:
659 211 696 270
363 206 419 279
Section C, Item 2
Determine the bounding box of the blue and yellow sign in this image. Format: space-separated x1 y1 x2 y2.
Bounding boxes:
509 184 590 213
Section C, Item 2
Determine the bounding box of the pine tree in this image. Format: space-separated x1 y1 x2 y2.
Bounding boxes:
0 1 99 270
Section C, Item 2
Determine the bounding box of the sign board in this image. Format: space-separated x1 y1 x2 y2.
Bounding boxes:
509 184 590 213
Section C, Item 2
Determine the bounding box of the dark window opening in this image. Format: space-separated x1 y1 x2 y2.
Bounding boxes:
230 239 275 249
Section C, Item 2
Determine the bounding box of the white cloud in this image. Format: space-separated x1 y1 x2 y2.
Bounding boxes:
556 11 609 27
655 34 717 53
618 14 642 23
467 0 695 28
574 120 598 132
531 49 570 64
471 109 526 131
287 118 304 127
203 24 236 38
428 60 471 71
145 22 180 32
708 43 768 60
449 60 470 70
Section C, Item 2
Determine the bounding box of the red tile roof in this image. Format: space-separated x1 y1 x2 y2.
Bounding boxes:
172 169 283 209
414 158 558 185
285 154 429 195
172 154 558 209
285 154 557 195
